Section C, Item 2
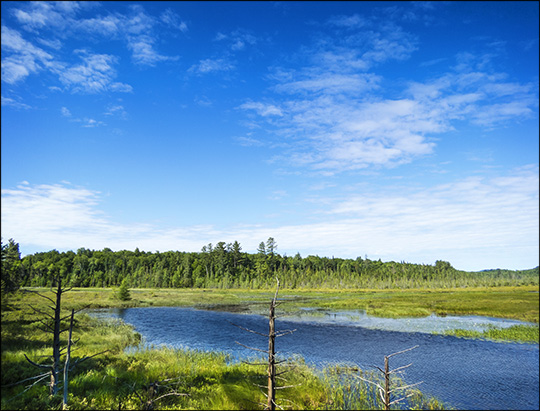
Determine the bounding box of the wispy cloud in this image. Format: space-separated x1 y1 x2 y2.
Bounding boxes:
1 96 31 109
160 8 188 33
239 101 283 117
2 1 180 94
57 51 132 94
188 58 235 74
104 104 128 118
60 106 107 128
2 167 537 270
1 25 56 84
238 15 538 173
214 29 257 51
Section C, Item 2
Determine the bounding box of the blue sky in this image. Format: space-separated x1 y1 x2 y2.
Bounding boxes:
1 1 538 271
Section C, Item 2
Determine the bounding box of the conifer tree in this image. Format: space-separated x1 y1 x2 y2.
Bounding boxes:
117 278 131 301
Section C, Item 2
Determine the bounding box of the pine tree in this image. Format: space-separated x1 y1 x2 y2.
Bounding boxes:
117 278 131 301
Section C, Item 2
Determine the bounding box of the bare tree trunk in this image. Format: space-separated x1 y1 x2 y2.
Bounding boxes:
267 298 276 411
51 280 63 395
384 355 390 410
63 309 74 410
356 345 422 410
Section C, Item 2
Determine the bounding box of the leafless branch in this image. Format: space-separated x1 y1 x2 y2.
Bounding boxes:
388 363 413 375
235 341 269 354
275 329 296 337
356 375 384 392
389 381 423 393
24 354 52 370
70 350 110 368
1 372 51 388
386 345 419 359
388 392 415 406
22 289 55 305
27 304 55 319
3 373 50 403
275 383 301 390
228 321 267 337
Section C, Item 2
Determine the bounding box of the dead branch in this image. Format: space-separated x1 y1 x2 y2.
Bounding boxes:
1 372 51 388
386 345 419 359
388 363 413 375
21 289 55 305
355 345 421 411
235 341 269 354
275 329 296 337
24 354 52 369
228 320 268 337
70 349 110 369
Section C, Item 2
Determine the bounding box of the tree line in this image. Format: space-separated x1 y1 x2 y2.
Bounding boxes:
2 237 538 292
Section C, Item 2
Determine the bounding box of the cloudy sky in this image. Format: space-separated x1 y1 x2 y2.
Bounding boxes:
1 1 538 271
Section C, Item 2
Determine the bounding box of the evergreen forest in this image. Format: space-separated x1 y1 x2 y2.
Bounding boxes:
3 238 538 292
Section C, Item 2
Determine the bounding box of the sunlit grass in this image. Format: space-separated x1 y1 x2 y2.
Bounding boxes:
15 285 540 324
1 289 450 410
444 324 539 343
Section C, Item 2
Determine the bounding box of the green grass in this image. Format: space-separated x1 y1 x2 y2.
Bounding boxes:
444 324 539 343
18 284 540 324
1 288 450 410
2 284 538 409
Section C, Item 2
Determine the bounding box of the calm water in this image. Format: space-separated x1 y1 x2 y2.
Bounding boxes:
88 307 539 410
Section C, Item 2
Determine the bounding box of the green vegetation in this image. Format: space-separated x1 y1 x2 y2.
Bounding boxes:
1 290 446 410
443 324 539 344
2 238 537 409
116 278 131 301
3 238 538 292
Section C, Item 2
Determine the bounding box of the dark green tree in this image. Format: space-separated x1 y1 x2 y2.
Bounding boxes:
1 238 22 294
117 278 131 301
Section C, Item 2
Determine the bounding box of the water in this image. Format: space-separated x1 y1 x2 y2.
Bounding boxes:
88 307 539 410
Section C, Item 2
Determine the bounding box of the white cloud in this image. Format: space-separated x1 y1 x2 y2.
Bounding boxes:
104 104 127 118
81 118 106 128
2 168 537 270
1 96 31 109
239 25 537 173
57 52 132 94
274 73 381 96
3 1 180 93
328 14 367 28
127 34 178 66
188 58 235 74
214 29 257 51
75 15 121 36
240 101 283 117
1 25 55 84
160 9 188 33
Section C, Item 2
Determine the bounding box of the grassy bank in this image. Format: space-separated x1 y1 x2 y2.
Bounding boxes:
17 284 539 322
443 324 539 343
1 291 446 410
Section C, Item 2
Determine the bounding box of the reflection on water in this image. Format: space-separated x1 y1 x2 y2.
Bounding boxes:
282 307 536 334
86 306 539 410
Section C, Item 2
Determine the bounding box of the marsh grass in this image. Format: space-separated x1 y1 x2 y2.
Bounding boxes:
1 289 448 410
20 285 537 323
444 324 539 343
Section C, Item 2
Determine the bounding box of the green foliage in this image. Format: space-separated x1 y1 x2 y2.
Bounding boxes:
10 237 539 292
2 291 447 410
117 279 131 301
444 324 539 343
1 238 22 294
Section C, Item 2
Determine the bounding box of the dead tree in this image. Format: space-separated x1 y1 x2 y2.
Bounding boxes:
231 277 297 410
22 274 74 396
357 345 422 410
6 274 107 408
